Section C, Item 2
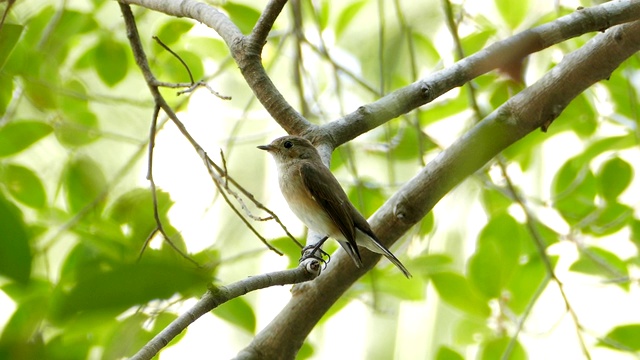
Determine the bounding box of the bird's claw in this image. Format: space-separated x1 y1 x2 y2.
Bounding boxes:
300 244 330 269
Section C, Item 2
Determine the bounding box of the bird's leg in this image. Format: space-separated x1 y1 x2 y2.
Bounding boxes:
300 236 331 265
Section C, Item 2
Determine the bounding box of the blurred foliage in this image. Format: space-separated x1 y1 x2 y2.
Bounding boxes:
0 0 639 359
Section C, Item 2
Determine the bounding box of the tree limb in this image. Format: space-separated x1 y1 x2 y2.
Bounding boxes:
236 20 640 360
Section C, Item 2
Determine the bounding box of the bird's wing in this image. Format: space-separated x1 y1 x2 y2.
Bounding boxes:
299 162 358 245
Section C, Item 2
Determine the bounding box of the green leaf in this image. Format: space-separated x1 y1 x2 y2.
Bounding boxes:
480 187 512 214
155 49 204 83
597 157 633 202
102 313 152 359
347 179 385 218
109 188 177 247
222 3 261 34
93 38 129 87
461 29 496 55
435 346 464 360
552 157 597 225
0 23 24 71
0 196 32 283
506 255 548 314
430 272 491 318
479 336 526 360
155 19 195 45
495 0 529 29
1 164 47 209
214 297 256 334
51 255 210 322
54 109 100 147
601 324 640 351
570 246 628 285
336 0 367 38
411 253 452 276
468 213 521 299
0 73 12 115
584 202 632 237
554 94 596 137
63 156 107 215
0 295 49 345
0 121 53 157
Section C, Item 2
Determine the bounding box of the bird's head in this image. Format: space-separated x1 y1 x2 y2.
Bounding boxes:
257 136 320 163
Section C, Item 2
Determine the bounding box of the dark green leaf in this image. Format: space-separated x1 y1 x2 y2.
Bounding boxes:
0 73 12 115
468 213 522 299
0 121 53 157
479 336 526 360
93 38 129 87
222 3 261 34
431 272 491 318
347 179 385 218
601 324 640 351
0 23 24 71
63 156 107 215
1 164 47 209
597 157 633 202
156 19 195 45
51 255 210 321
0 196 32 283
214 297 256 334
335 0 367 38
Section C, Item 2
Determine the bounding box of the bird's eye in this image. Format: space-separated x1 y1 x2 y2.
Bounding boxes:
283 140 293 149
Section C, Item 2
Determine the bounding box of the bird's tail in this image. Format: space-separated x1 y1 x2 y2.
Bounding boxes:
337 240 363 268
357 232 412 278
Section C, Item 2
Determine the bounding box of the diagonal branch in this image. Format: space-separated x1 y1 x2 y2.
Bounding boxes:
236 20 640 360
323 1 640 146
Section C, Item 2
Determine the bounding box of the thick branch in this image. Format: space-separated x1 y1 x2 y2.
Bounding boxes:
237 20 640 360
325 0 640 145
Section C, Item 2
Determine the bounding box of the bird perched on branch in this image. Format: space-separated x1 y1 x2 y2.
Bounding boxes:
258 135 411 278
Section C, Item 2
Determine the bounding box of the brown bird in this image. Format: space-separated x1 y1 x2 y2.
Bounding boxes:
258 135 411 278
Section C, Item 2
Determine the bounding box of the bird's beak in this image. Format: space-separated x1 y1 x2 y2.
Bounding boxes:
257 144 273 152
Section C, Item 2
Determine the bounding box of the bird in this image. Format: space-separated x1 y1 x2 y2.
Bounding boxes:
258 135 411 278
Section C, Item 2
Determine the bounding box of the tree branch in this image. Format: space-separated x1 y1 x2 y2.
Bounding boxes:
323 0 640 146
131 263 320 360
121 0 313 135
236 20 640 360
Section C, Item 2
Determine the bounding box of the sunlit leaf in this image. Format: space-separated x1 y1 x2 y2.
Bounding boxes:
600 324 640 351
0 121 53 157
495 0 529 29
156 19 195 45
1 164 47 209
479 336 526 360
552 157 597 225
336 0 367 38
431 272 491 318
506 255 549 314
222 3 261 34
570 246 629 289
435 346 464 360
